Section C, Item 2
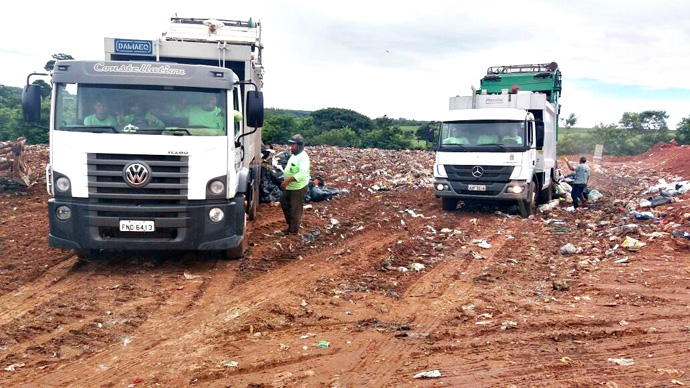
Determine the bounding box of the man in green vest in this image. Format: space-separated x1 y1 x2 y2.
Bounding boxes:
279 134 311 235
502 127 523 144
84 100 118 127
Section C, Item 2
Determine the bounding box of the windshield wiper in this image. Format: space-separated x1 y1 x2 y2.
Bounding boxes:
441 143 467 150
62 125 118 133
163 128 192 136
477 143 508 151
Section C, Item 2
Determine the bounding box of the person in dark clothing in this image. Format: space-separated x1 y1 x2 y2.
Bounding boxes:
565 156 591 209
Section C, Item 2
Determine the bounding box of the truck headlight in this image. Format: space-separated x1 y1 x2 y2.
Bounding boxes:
56 205 72 220
508 185 524 194
209 207 225 223
436 183 444 191
56 177 71 192
209 180 225 195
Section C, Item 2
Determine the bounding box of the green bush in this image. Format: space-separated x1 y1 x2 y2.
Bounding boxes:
311 128 360 147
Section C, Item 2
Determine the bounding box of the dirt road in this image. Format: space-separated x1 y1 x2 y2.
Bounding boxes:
1 144 689 387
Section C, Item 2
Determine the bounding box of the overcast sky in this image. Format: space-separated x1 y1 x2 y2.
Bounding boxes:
2 0 689 128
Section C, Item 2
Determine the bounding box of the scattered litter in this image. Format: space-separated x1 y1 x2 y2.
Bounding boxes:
607 358 635 366
316 341 330 349
413 369 442 379
587 189 603 202
406 209 424 218
398 266 409 272
621 236 645 251
300 333 316 339
222 361 239 367
501 321 518 330
633 211 655 220
672 230 690 240
468 251 485 260
440 228 453 233
560 357 573 364
4 363 25 372
410 263 425 272
301 228 322 244
614 257 630 264
472 239 491 249
183 272 199 280
539 199 559 212
559 243 577 255
300 299 308 307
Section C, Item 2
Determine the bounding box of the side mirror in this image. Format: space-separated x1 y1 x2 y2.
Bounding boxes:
427 128 435 143
22 84 42 123
245 91 264 128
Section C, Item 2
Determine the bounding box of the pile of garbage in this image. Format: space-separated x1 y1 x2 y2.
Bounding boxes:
259 147 348 204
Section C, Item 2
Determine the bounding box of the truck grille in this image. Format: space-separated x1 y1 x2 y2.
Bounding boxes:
87 153 189 240
445 165 515 196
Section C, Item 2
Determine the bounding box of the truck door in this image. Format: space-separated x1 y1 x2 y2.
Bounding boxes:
528 120 537 172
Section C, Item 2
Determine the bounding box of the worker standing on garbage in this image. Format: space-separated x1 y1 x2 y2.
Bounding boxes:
564 156 590 209
279 134 311 235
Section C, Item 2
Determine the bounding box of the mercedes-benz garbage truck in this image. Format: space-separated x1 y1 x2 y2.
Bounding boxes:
22 17 265 258
431 62 562 217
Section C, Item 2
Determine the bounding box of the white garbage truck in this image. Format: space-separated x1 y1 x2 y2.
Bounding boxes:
22 17 265 258
431 62 562 217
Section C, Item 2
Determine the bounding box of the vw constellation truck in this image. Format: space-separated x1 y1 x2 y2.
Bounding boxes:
23 17 265 258
432 62 562 217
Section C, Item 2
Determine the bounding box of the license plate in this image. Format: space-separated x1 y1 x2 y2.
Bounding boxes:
119 220 155 232
468 184 486 191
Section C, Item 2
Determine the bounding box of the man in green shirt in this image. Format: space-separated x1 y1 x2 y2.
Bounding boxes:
502 127 523 144
477 133 499 145
445 127 469 145
119 100 164 128
188 94 225 130
84 100 118 127
280 134 311 235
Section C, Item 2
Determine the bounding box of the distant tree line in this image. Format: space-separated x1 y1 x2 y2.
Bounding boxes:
262 107 427 150
558 110 690 156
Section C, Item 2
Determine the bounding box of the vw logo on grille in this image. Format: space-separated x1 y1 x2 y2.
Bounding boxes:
471 166 484 178
123 161 152 188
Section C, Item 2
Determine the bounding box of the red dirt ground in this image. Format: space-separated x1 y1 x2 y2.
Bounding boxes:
0 143 688 387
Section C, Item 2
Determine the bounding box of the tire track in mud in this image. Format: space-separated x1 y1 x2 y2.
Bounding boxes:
0 254 82 327
18 203 412 386
343 216 520 386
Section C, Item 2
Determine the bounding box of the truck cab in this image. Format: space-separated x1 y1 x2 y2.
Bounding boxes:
22 17 265 258
432 62 562 217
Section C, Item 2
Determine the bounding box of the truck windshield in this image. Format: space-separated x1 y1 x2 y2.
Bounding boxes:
439 120 525 150
54 83 228 136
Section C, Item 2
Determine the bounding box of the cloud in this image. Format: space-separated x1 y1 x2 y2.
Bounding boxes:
1 0 689 127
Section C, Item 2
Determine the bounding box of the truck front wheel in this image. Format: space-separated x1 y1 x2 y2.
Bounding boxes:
442 198 459 211
518 182 536 218
224 213 248 259
537 181 553 204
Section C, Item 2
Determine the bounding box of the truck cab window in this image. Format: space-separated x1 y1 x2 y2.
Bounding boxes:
55 84 227 136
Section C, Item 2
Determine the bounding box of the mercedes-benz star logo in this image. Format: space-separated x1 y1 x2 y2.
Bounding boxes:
123 161 151 188
471 166 484 178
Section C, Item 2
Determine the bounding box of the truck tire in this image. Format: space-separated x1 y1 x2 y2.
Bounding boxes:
224 213 247 259
537 181 553 204
518 182 536 218
248 165 260 221
76 249 100 260
442 198 459 211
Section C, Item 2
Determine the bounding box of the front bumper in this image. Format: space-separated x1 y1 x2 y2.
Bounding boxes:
47 195 245 251
433 178 529 201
